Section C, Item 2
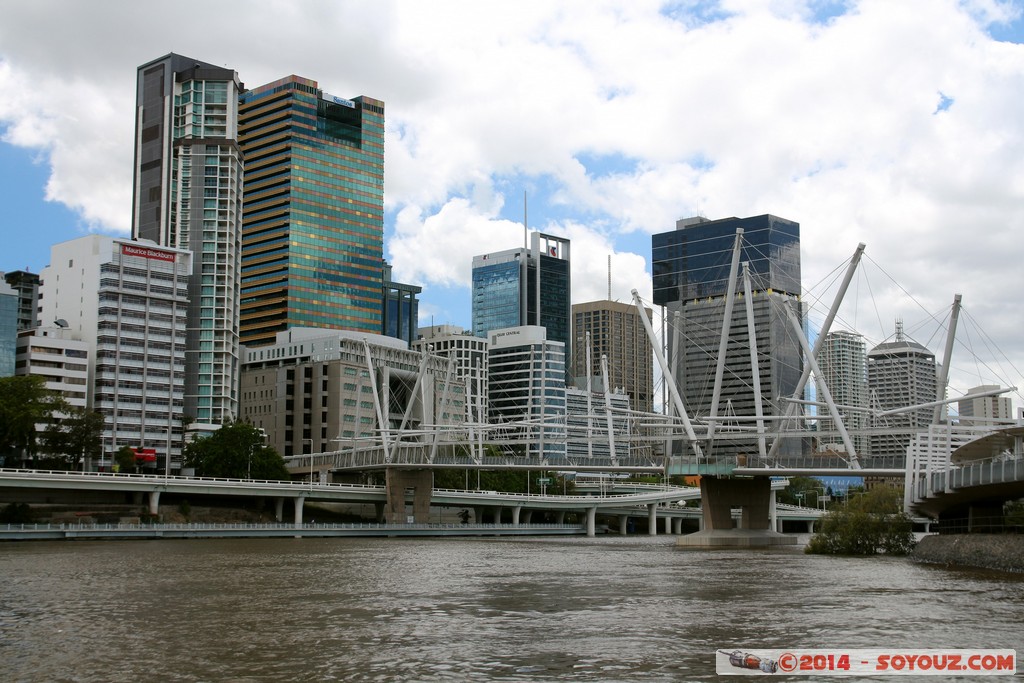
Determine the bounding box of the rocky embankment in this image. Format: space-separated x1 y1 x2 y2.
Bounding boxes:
911 534 1024 573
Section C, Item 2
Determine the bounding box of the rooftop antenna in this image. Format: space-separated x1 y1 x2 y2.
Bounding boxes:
607 255 612 300
523 191 528 249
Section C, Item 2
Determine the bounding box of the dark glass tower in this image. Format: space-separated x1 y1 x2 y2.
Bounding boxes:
652 214 803 460
471 232 571 353
238 76 385 346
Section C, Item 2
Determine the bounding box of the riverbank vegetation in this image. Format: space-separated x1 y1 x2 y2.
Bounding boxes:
806 487 916 556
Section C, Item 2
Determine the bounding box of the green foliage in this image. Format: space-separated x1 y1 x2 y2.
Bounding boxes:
806 487 916 556
183 422 289 480
0 502 34 523
433 468 574 494
779 476 827 507
0 375 63 463
114 446 137 473
40 406 104 470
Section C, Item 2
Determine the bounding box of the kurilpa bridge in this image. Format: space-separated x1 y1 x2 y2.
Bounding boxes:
283 236 1019 545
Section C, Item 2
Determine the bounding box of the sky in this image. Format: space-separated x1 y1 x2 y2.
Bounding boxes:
0 0 1022 412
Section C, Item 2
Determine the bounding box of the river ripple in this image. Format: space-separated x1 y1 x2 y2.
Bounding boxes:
1 536 1021 681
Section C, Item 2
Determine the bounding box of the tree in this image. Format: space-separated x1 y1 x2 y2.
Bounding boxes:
806 486 916 556
114 445 137 473
183 422 289 480
41 406 104 471
0 375 63 466
779 476 827 507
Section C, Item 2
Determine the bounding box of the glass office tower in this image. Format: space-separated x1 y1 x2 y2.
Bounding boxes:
652 214 804 460
131 54 243 429
238 76 385 346
472 232 571 364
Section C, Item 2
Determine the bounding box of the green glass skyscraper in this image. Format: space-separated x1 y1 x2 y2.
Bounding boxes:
239 76 385 346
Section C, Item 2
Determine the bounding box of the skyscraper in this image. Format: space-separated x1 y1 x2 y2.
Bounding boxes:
652 214 803 459
867 322 937 460
472 232 570 360
0 279 17 377
816 330 869 456
571 300 654 414
382 260 420 346
131 54 244 429
238 76 385 347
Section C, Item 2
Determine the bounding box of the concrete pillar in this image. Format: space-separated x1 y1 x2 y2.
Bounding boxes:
473 507 483 523
648 503 657 536
384 468 433 523
672 517 683 534
274 498 284 522
663 514 672 535
148 491 160 516
294 496 305 528
586 507 597 537
618 515 628 535
522 509 534 524
492 507 502 524
770 489 778 532
806 520 814 533
700 476 772 531
555 510 565 524
512 506 522 526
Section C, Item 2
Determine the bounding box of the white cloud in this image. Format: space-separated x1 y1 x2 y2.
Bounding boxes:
0 0 1021 405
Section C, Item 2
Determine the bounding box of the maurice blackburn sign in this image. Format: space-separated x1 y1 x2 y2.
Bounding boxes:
121 243 176 262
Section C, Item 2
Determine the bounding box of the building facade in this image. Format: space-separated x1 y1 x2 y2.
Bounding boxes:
867 322 937 461
486 326 566 460
15 326 90 411
565 386 631 461
238 76 385 347
38 236 191 469
571 300 654 414
816 330 869 456
652 214 804 460
958 385 1015 427
412 325 489 424
4 270 41 331
382 260 420 346
240 328 464 458
132 53 244 431
472 233 571 366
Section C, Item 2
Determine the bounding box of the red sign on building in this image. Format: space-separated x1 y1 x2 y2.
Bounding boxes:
121 243 176 263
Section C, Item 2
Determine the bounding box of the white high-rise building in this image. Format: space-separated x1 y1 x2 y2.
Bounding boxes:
958 385 1015 427
132 54 244 432
39 236 191 470
816 330 869 457
412 325 489 425
15 326 90 411
487 326 566 461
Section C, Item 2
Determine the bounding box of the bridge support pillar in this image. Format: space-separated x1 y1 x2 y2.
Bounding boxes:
512 506 522 526
521 509 533 524
770 490 778 532
806 520 815 533
618 515 628 535
586 507 597 537
491 507 502 524
648 503 657 536
678 476 795 548
663 514 672 535
555 510 565 524
148 491 160 516
384 468 433 524
672 517 683 535
274 498 284 522
294 496 305 528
